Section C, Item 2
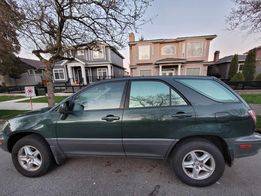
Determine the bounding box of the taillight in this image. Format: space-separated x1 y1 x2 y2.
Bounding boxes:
248 110 256 124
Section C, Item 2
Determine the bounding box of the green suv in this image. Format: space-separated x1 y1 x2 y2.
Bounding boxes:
1 76 261 187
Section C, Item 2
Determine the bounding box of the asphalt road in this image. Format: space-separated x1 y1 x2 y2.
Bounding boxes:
0 147 261 196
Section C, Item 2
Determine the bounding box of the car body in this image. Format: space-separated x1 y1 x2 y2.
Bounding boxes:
1 76 261 186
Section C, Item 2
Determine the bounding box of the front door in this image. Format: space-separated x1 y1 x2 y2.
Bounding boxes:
122 79 195 158
56 81 127 156
162 69 176 76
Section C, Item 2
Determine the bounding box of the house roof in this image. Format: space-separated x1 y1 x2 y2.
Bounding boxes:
66 42 124 59
155 58 187 64
213 55 246 65
19 58 45 70
129 34 217 44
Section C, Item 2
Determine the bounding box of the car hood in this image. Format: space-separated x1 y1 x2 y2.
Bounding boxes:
5 107 53 133
18 107 52 117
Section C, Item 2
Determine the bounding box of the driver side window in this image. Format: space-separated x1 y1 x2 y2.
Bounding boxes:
74 81 126 110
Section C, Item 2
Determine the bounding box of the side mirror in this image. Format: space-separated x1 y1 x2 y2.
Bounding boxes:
73 102 84 112
58 101 72 114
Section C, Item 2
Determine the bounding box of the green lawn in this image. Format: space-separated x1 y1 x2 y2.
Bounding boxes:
0 110 28 120
0 95 25 102
240 94 261 104
19 96 68 103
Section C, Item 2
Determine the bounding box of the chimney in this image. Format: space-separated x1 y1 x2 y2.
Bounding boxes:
129 32 135 42
214 51 220 62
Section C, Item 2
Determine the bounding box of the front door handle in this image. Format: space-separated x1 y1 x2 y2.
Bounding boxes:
101 115 120 122
172 112 192 119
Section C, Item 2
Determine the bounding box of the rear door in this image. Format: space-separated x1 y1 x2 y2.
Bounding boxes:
122 79 196 158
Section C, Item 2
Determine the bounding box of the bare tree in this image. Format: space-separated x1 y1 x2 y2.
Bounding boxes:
227 0 261 33
17 0 152 106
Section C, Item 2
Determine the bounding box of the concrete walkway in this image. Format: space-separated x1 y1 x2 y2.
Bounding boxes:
250 104 261 116
0 96 48 111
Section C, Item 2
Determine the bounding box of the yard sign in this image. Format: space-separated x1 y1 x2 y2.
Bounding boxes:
25 86 36 110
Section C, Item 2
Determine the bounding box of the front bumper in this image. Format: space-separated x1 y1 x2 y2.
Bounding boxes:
0 131 8 151
227 132 261 159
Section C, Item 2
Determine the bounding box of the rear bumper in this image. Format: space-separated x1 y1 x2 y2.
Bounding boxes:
227 132 261 159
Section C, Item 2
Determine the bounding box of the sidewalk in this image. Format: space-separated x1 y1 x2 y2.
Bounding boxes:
0 96 48 111
250 104 261 116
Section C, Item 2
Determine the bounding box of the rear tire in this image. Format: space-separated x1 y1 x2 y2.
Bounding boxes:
11 134 54 177
170 138 225 187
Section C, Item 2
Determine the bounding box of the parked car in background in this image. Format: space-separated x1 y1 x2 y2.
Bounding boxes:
1 76 261 187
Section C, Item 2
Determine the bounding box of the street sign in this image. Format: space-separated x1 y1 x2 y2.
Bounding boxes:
25 86 36 97
25 86 36 110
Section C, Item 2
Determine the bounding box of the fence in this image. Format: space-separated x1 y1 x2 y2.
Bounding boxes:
1 77 261 94
222 80 261 90
0 75 128 94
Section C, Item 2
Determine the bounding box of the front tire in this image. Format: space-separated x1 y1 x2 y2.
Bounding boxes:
11 135 54 177
170 138 225 187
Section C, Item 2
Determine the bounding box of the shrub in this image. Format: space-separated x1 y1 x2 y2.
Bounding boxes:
255 73 261 81
243 49 256 81
230 72 245 82
228 54 238 79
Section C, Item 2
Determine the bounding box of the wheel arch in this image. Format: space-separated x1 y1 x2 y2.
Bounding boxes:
7 131 65 165
7 131 48 153
166 135 233 166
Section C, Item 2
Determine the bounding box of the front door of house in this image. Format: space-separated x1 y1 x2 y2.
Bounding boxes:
162 69 176 76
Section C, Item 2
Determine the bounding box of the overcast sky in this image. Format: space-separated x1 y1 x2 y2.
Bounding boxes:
19 0 261 70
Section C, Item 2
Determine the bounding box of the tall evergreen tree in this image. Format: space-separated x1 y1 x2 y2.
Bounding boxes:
0 0 24 78
228 54 238 79
243 49 256 81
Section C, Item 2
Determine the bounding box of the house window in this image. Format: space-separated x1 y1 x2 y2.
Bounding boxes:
187 42 204 57
53 69 65 80
93 46 105 59
186 68 200 76
28 69 35 75
68 50 73 57
97 68 108 79
238 63 244 73
140 70 152 76
161 45 176 56
138 45 150 60
35 69 44 75
77 50 85 56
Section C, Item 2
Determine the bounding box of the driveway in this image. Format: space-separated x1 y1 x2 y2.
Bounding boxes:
0 145 261 195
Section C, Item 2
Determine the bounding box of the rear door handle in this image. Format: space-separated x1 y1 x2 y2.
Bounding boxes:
172 113 192 119
101 115 120 122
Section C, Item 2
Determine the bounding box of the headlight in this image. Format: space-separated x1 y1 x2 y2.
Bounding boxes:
0 121 9 132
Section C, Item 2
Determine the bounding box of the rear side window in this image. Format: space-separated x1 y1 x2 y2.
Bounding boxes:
176 79 239 102
129 80 187 108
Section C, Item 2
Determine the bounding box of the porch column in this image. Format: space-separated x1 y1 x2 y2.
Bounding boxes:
81 65 87 85
88 68 92 83
159 65 162 76
67 66 74 85
107 65 112 79
178 64 181 75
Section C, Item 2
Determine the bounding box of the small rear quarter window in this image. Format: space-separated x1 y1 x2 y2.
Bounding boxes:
176 79 239 102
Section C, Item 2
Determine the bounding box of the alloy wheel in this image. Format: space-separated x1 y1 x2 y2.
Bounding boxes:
17 145 42 171
182 150 215 180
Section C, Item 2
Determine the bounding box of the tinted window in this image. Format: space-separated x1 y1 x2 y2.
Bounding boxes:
129 81 187 108
75 81 125 110
176 79 238 102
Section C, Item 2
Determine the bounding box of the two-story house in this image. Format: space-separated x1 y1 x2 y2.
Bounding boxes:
128 33 216 76
53 43 125 85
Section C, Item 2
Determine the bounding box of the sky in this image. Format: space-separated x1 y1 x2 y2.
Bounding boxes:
19 0 261 70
